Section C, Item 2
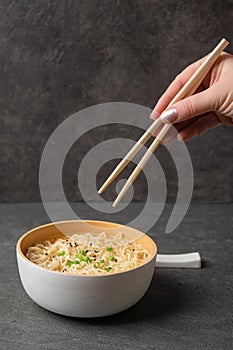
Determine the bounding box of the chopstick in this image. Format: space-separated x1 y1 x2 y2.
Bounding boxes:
97 117 163 195
98 38 229 206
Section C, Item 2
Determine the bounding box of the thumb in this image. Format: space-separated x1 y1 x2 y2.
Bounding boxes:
160 86 217 124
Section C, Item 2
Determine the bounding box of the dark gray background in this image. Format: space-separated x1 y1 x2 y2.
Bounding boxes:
1 0 233 203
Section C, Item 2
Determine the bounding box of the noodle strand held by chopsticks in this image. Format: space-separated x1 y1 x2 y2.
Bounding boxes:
26 232 150 275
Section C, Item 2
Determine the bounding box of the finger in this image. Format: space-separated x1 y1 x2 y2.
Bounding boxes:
160 86 217 124
160 116 203 145
159 126 178 146
175 117 201 132
177 113 220 141
152 116 201 145
151 56 207 116
149 110 160 120
150 83 205 121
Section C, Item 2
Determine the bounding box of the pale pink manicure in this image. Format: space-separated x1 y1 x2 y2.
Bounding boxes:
149 111 160 120
160 108 178 123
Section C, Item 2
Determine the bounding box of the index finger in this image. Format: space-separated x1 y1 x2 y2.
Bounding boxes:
150 55 207 117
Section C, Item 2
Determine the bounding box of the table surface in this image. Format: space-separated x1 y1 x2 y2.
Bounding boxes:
0 202 232 350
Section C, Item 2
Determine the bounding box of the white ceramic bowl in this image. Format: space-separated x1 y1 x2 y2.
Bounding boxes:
16 220 157 317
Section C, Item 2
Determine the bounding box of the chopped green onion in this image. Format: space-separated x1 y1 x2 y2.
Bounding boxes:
75 253 83 261
66 259 80 266
94 262 100 268
99 259 105 263
83 256 91 263
106 246 113 251
107 256 114 261
66 259 74 266
104 267 111 272
57 251 65 256
73 260 80 264
80 250 86 256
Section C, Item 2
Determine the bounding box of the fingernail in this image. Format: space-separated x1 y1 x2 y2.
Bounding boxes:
149 111 160 120
160 108 178 123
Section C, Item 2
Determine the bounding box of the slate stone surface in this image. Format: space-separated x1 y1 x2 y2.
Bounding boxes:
0 202 232 350
0 0 233 203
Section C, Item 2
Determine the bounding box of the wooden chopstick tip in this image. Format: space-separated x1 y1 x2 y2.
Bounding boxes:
97 187 103 195
98 181 109 194
113 192 124 208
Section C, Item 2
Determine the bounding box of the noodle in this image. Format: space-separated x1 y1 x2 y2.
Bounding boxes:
26 232 150 275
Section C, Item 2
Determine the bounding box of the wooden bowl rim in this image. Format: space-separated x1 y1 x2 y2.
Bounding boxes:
17 219 157 278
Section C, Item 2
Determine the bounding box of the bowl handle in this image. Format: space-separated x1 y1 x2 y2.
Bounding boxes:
155 252 201 268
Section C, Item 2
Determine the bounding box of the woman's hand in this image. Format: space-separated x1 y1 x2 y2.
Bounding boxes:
150 52 233 143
